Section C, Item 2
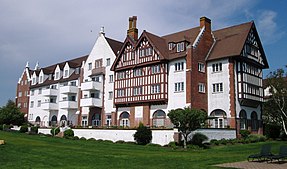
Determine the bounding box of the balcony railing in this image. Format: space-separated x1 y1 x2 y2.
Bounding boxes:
80 97 102 108
81 81 103 91
42 89 58 96
60 85 78 94
59 100 78 109
41 102 58 110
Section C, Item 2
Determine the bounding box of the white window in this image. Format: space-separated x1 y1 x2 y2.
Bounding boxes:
175 82 184 92
64 70 68 77
175 62 184 71
55 72 59 79
82 116 88 127
88 63 92 70
117 89 125 97
133 68 142 77
169 43 175 50
198 63 205 72
17 103 21 108
176 42 185 52
32 78 36 84
24 102 27 108
151 85 161 94
39 76 43 83
145 47 153 56
133 87 142 96
212 83 223 93
139 49 145 57
151 65 160 74
38 88 42 94
198 83 205 93
31 90 34 96
75 68 80 74
30 101 34 108
118 71 126 79
131 52 135 60
92 76 100 82
37 100 41 107
18 91 22 97
106 58 111 66
109 75 114 83
108 91 113 100
212 63 222 72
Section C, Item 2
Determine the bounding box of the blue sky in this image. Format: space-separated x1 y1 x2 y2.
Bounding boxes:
0 0 286 106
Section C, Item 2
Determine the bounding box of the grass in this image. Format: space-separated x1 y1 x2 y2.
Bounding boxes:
0 131 286 169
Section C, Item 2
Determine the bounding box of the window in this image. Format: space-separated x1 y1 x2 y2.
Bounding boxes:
37 100 41 107
151 85 160 94
246 44 259 58
23 102 27 108
175 62 184 71
153 110 166 127
64 70 68 77
18 91 22 97
151 65 160 74
198 83 205 93
39 76 43 83
176 42 185 52
169 43 175 50
198 63 205 72
117 89 125 97
106 115 112 126
75 67 80 74
210 109 227 128
91 91 100 98
145 47 153 56
81 116 88 127
88 63 92 70
175 82 184 92
212 83 223 93
120 112 130 127
92 76 100 82
131 51 135 60
55 72 59 79
32 78 36 84
17 103 21 108
139 49 145 57
30 101 34 108
31 90 34 96
133 87 142 96
239 110 247 130
108 91 113 100
106 58 111 66
70 81 76 86
38 88 42 94
133 68 142 77
95 60 102 68
109 75 113 83
251 111 258 131
212 63 222 72
118 71 126 79
123 53 127 61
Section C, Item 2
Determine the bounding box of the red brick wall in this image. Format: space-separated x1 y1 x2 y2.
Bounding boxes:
228 58 236 129
15 71 30 120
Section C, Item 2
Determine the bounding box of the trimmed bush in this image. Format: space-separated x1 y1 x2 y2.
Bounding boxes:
191 132 208 146
80 137 86 140
246 134 267 143
146 143 162 147
240 130 251 139
63 129 74 139
133 123 152 145
167 141 178 149
19 125 28 133
87 138 96 141
115 140 126 144
30 126 38 134
50 127 60 136
73 136 79 140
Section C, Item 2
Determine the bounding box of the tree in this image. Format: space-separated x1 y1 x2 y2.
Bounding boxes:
263 67 287 135
134 122 152 145
0 100 25 125
168 107 207 149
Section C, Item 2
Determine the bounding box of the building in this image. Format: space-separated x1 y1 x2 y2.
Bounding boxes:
111 16 268 135
16 16 268 136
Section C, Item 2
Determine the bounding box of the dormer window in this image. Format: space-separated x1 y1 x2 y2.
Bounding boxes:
176 42 185 52
75 68 80 74
145 47 153 56
39 76 43 83
32 77 36 84
88 63 92 70
169 43 175 50
55 72 59 80
64 70 68 77
246 44 259 58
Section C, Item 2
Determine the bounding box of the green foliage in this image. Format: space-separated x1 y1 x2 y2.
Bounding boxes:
264 123 281 139
191 132 208 146
80 137 87 140
167 141 178 149
168 107 207 148
0 100 25 126
63 129 74 138
146 143 162 147
30 126 39 134
246 134 267 143
50 127 60 136
19 125 28 133
239 130 251 139
115 140 126 144
133 123 152 145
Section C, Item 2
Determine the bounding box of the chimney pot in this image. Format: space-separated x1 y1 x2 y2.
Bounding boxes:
200 16 211 32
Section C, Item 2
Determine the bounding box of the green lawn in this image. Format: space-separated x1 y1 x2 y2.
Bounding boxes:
0 131 286 169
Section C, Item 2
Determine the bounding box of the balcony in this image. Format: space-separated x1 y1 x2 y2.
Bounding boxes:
91 67 105 76
42 102 58 110
81 81 103 91
59 101 78 109
60 85 78 94
80 97 102 108
42 89 58 96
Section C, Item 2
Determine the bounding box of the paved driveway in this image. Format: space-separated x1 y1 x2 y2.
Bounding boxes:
215 161 287 169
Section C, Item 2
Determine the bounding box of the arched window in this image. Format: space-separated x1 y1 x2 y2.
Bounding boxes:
251 111 258 131
210 109 227 128
119 111 130 127
35 116 41 126
60 115 67 127
92 113 101 127
51 115 57 126
60 115 67 121
152 110 166 127
239 110 247 129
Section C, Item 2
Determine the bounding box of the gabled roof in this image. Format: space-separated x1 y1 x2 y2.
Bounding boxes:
106 37 124 56
143 31 169 60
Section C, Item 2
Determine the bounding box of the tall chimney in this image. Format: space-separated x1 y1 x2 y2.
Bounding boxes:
127 16 138 40
200 16 211 33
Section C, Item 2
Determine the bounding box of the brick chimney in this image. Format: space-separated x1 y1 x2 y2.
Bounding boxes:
127 16 138 40
200 16 211 33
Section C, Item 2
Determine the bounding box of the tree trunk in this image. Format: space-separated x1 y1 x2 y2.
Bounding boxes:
183 134 187 149
281 116 287 135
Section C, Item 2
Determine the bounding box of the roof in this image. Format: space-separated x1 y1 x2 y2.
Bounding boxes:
106 37 124 55
207 22 253 61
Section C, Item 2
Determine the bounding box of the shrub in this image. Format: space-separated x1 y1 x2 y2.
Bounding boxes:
146 143 162 147
219 139 228 145
167 141 178 149
64 129 74 138
87 138 96 141
30 126 38 134
115 140 126 144
80 137 86 140
73 136 79 140
240 130 251 139
19 125 28 133
191 132 208 146
246 134 267 143
264 124 281 139
50 127 60 136
187 144 202 149
133 123 152 145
